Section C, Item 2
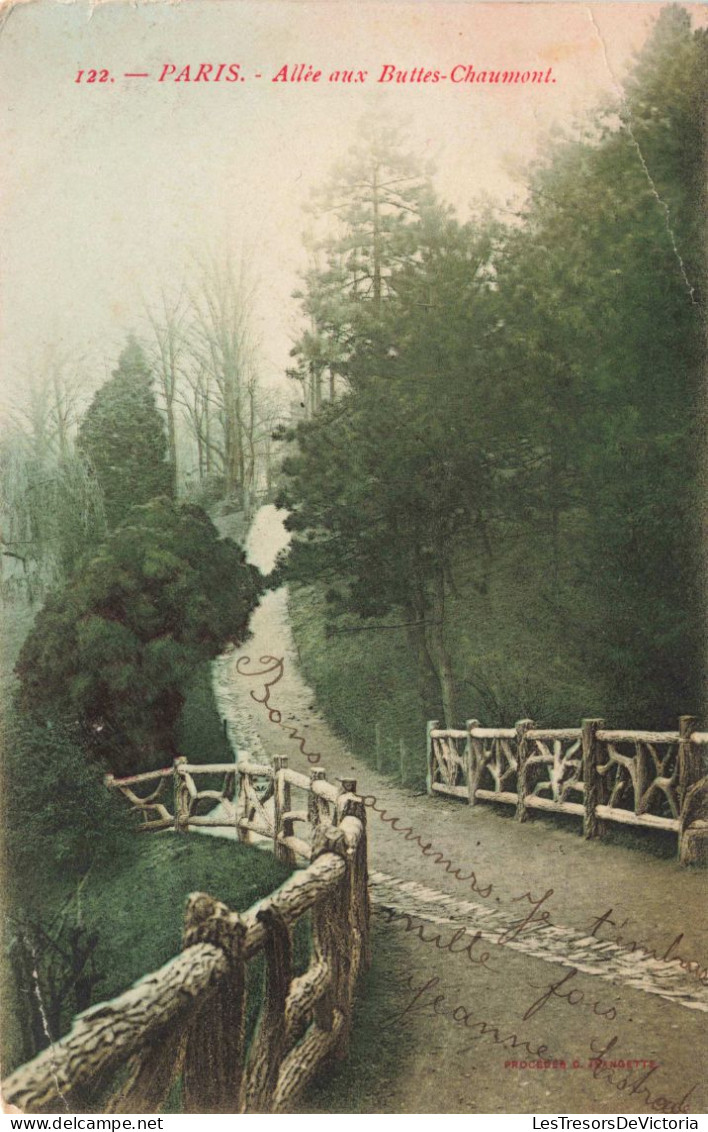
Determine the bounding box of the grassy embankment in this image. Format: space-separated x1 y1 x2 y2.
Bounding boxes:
288 530 678 859
288 527 604 792
0 579 295 1094
1 661 295 1081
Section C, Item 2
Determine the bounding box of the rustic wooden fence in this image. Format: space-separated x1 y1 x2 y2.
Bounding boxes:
101 754 346 866
2 758 370 1114
427 715 708 865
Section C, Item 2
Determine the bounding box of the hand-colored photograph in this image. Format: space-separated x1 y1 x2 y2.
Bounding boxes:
0 0 706 1115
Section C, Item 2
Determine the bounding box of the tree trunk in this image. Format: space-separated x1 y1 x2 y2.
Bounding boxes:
426 571 457 727
264 436 272 495
372 161 382 310
195 414 204 480
204 380 213 476
165 394 177 494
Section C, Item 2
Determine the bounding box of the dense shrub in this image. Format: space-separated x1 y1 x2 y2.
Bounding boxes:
15 499 262 775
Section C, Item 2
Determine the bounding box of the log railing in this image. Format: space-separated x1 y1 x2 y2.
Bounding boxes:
2 761 370 1113
427 716 708 864
104 755 345 864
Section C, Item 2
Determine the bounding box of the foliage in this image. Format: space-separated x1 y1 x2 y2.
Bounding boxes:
69 836 295 1012
1 834 296 1075
491 5 706 722
1 711 136 903
288 584 427 787
283 10 706 731
283 180 510 725
77 337 174 529
289 116 437 412
175 660 233 796
1 347 107 596
15 498 263 774
176 662 232 766
0 433 106 599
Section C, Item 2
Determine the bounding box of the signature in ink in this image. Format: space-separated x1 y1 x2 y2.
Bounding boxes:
382 972 553 1061
588 1036 699 1114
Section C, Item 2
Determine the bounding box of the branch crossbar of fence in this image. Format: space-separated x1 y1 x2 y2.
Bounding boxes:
3 758 370 1114
426 716 708 865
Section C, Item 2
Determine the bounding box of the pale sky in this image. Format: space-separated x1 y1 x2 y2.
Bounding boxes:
1 0 705 412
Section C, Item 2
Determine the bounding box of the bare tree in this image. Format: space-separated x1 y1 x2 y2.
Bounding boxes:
144 288 190 487
176 357 215 481
185 255 259 504
1 347 103 596
243 381 289 509
9 346 88 464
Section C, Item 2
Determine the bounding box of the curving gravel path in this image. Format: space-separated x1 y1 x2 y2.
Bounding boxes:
211 506 707 1114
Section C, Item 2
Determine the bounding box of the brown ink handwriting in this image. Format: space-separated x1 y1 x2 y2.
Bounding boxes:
237 654 706 985
375 904 495 971
588 1036 699 1114
235 654 322 765
588 909 708 987
382 972 552 1060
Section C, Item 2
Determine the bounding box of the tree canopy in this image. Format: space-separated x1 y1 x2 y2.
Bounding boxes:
282 7 706 729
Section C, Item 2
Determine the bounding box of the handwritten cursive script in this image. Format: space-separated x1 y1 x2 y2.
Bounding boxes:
237 653 707 987
235 654 322 765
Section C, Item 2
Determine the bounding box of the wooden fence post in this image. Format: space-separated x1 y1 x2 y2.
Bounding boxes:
514 719 534 822
678 715 702 864
678 715 701 807
399 739 407 787
341 793 371 1008
173 757 190 833
336 778 357 827
236 764 253 845
107 1029 186 1114
308 768 328 830
582 718 606 840
426 720 439 795
182 893 247 1114
274 756 296 867
244 907 293 1113
375 722 383 773
310 827 347 1041
352 792 371 972
336 774 371 977
311 791 369 1066
465 719 480 804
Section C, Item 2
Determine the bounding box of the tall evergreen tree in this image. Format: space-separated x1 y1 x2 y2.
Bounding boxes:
492 5 706 723
77 337 174 528
290 117 436 410
283 7 705 731
283 210 503 725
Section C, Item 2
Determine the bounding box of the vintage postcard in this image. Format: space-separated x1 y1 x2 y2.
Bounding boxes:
0 0 706 1119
